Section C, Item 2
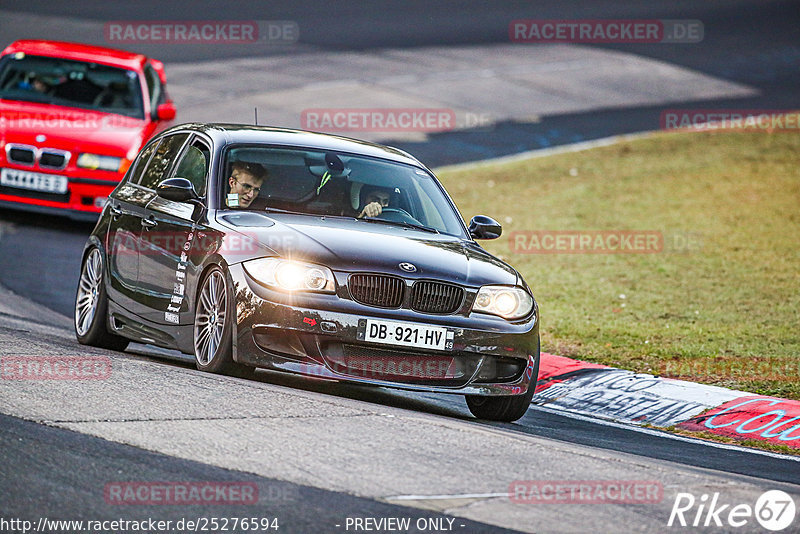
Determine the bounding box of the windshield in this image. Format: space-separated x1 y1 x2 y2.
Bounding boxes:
220 145 467 237
0 53 145 119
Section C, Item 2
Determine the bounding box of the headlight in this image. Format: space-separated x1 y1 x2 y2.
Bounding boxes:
77 153 123 172
244 258 335 293
472 285 534 320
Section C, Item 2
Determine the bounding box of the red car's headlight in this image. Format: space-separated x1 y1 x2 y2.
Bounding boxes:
77 153 123 172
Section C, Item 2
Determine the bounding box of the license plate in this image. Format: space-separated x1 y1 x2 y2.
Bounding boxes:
358 318 454 351
0 168 68 194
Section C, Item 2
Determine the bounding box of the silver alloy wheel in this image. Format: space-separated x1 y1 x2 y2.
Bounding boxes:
75 248 102 336
194 270 227 366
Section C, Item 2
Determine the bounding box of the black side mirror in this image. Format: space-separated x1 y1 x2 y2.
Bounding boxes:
469 215 502 240
156 177 200 203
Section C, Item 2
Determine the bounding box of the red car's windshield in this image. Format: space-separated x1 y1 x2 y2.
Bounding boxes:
0 53 145 119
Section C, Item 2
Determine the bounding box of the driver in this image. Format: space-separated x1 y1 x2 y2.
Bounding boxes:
357 185 392 218
226 161 267 209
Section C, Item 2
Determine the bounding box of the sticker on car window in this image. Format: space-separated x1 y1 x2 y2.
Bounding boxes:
227 193 240 207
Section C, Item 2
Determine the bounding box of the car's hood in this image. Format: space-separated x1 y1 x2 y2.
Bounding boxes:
220 212 518 287
0 99 149 157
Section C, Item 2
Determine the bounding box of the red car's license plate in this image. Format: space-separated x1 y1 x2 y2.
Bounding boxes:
1 168 68 194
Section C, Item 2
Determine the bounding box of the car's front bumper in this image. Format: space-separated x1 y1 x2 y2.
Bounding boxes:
229 264 540 396
0 168 118 219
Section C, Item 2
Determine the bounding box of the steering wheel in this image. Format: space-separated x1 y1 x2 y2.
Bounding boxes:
375 207 421 225
92 88 113 107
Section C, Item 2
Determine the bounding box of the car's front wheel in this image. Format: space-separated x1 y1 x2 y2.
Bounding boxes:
193 266 254 378
465 355 540 422
74 247 129 351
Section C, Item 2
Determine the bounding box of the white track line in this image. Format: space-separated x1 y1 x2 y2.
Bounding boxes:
385 493 507 501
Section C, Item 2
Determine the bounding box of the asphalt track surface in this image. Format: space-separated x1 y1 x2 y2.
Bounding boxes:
1 1 799 531
1 414 520 533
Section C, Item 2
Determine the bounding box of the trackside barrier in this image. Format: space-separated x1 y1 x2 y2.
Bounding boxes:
533 354 799 449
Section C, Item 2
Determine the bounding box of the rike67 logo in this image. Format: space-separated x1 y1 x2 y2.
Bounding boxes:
668 490 796 531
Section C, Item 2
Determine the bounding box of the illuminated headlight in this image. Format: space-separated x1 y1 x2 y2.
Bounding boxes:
244 258 335 293
77 153 123 172
472 285 534 320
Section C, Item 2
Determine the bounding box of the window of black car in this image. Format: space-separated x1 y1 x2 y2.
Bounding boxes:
0 53 145 119
127 139 160 186
172 139 210 197
221 146 467 237
136 133 189 190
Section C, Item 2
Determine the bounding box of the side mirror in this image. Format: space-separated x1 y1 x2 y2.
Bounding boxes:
469 215 502 240
156 177 199 203
155 101 176 121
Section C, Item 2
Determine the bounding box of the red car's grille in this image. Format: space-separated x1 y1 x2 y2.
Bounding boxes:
39 150 69 169
8 146 35 165
5 144 70 170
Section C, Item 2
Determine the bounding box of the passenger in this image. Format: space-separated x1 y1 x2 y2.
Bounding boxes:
226 161 266 209
31 76 51 94
19 73 52 94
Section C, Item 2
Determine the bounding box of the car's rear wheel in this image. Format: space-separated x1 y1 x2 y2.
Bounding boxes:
465 354 540 422
194 266 254 378
74 247 129 351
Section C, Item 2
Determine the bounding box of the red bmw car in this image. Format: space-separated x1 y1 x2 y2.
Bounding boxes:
0 40 176 219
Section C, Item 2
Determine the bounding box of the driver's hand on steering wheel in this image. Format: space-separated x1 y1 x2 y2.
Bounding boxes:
358 201 383 218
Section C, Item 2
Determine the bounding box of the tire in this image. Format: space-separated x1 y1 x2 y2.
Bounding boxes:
74 247 129 351
465 353 540 422
193 266 254 378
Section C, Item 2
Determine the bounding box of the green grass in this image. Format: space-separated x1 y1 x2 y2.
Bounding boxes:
437 128 800 400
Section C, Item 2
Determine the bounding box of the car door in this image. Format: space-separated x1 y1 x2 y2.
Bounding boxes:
136 135 211 325
105 138 160 313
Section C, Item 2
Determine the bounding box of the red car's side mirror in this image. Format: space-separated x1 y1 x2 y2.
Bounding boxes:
155 102 176 121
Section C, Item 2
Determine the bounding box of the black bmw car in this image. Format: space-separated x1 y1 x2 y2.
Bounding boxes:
75 123 540 422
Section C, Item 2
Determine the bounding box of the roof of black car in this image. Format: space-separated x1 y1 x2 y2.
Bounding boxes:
164 123 425 168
